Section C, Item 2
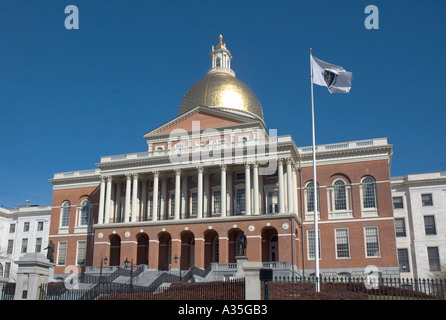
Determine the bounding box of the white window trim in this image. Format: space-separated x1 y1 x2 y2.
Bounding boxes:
76 240 87 266
327 179 353 219
57 241 68 266
360 177 378 217
364 226 381 258
211 186 222 215
59 201 71 234
304 182 321 221
306 229 321 261
334 228 351 259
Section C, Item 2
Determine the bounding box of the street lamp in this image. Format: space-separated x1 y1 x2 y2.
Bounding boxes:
124 258 134 291
174 255 182 281
99 256 108 283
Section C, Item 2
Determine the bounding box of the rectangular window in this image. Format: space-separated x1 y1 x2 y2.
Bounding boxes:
424 215 437 235
7 240 14 254
421 193 433 206
35 238 42 253
394 218 406 237
397 248 410 272
392 197 404 209
364 227 380 257
37 221 44 231
267 191 278 214
4 263 11 278
170 193 175 217
335 228 350 258
191 192 198 215
77 241 87 266
9 224 15 233
307 230 321 260
149 195 153 217
23 222 30 232
236 188 245 213
57 242 67 266
427 247 440 271
21 238 28 254
235 172 245 181
213 190 221 214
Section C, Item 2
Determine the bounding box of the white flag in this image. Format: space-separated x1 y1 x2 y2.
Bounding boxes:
311 56 352 93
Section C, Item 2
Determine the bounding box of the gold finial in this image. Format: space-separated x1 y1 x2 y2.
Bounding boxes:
216 34 225 49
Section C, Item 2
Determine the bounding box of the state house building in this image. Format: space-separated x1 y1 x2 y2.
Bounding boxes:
48 36 399 280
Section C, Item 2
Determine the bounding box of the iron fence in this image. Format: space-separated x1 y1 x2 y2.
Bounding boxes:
39 278 245 300
267 276 446 300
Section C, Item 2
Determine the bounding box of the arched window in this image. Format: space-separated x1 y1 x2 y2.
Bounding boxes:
61 201 71 227
306 181 320 213
212 237 219 263
216 57 221 67
362 176 377 208
333 180 347 210
80 200 90 226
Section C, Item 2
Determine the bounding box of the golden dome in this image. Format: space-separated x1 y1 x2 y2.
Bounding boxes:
178 36 264 122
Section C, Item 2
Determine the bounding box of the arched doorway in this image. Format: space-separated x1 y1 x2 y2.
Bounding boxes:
180 231 195 270
109 235 121 266
204 229 219 268
228 228 243 263
262 227 279 262
158 232 171 271
136 233 149 266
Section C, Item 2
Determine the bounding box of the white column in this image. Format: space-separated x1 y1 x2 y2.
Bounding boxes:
124 174 132 223
292 165 298 214
174 169 181 220
204 172 209 217
98 177 106 224
286 158 294 213
160 176 167 220
245 163 251 215
278 159 285 213
221 164 227 217
141 177 147 221
253 162 259 215
104 176 112 224
152 171 159 221
181 174 187 219
131 174 139 222
227 169 232 216
197 166 203 219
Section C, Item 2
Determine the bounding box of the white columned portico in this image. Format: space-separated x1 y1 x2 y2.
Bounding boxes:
221 164 227 217
131 174 139 222
124 174 132 222
104 176 112 224
98 176 106 224
286 158 294 212
181 174 187 219
253 162 259 215
197 166 203 219
245 163 251 215
278 159 285 213
174 169 181 220
152 171 159 221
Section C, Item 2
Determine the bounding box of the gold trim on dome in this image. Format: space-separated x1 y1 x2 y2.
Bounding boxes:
179 72 264 121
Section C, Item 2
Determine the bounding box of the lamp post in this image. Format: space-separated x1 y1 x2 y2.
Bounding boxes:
99 256 108 284
174 255 182 281
124 258 134 292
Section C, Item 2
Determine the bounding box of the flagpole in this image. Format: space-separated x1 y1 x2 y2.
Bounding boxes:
309 48 320 293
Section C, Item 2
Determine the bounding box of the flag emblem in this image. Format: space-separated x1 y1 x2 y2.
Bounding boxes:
323 69 337 88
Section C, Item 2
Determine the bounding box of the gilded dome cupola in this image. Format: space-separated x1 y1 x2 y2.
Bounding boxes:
178 35 264 122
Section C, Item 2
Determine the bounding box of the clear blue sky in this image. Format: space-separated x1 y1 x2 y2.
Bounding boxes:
1 0 445 208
